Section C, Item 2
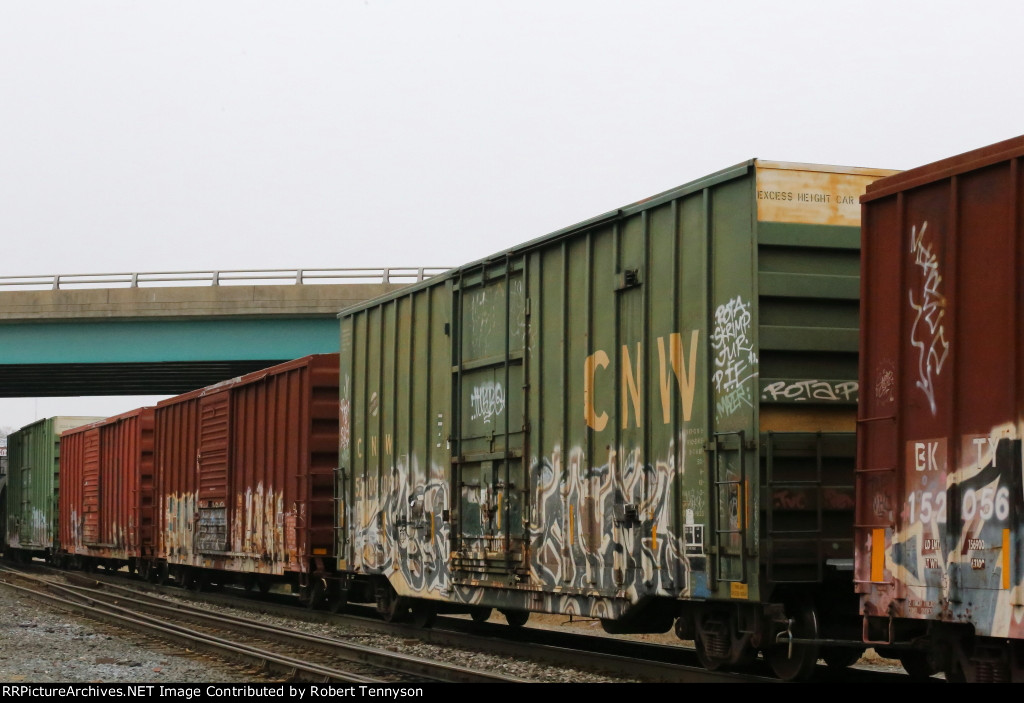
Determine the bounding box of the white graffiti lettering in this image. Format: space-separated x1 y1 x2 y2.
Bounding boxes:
711 296 758 393
760 379 858 402
339 376 351 452
339 398 351 451
908 222 949 415
470 381 505 423
711 296 757 419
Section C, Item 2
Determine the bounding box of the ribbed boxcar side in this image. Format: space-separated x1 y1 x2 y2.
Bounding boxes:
151 354 339 594
5 416 104 560
858 135 1024 682
58 408 155 572
340 160 895 676
338 281 454 618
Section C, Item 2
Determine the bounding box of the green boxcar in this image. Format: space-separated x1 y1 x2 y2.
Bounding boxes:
5 416 104 560
337 159 896 677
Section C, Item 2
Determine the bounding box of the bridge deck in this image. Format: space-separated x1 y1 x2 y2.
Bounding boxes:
0 277 432 396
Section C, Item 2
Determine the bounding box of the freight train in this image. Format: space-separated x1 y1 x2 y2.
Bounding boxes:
4 135 1024 683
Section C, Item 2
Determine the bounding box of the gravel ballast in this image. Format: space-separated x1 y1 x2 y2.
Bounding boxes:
0 584 267 683
0 580 636 684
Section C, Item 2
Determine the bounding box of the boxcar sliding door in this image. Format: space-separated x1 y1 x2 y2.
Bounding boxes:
451 261 529 579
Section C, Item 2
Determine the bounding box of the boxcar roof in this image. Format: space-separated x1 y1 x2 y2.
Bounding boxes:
863 133 1024 202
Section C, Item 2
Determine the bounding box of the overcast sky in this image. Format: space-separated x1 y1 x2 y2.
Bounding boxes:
0 1 1022 431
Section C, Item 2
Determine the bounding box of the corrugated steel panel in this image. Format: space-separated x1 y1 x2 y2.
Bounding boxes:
6 416 104 555
154 353 339 576
339 279 452 589
340 159 896 615
59 408 155 562
857 134 1024 639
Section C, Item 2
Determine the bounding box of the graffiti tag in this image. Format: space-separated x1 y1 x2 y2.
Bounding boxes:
711 296 757 419
874 364 895 404
908 222 948 415
470 381 505 423
761 379 858 402
716 384 751 419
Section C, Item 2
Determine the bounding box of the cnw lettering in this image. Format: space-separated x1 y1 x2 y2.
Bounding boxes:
356 434 394 458
583 331 699 431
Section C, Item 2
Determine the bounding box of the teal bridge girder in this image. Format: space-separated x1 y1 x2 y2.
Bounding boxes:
0 267 447 397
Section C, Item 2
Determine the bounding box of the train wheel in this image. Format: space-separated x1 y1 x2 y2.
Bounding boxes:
183 568 204 591
170 565 186 586
765 602 820 681
822 647 863 669
375 583 410 623
674 615 695 642
501 609 529 628
411 601 437 628
899 651 935 680
328 585 348 614
470 607 492 624
305 579 326 610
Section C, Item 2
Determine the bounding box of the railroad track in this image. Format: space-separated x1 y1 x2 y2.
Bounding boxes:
3 563 926 684
18 565 787 683
138 584 909 683
0 564 526 684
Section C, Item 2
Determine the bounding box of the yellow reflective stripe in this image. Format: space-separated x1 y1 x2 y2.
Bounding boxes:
1004 528 1011 590
871 528 885 582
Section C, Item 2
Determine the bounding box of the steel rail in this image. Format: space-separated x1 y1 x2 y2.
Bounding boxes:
0 569 400 684
70 569 772 683
53 577 527 684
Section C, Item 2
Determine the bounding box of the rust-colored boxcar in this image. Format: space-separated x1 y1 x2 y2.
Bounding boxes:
151 354 338 592
58 408 155 573
858 134 1024 682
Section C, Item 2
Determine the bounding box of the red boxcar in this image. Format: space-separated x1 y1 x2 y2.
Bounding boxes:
150 353 339 595
858 134 1024 682
58 408 155 573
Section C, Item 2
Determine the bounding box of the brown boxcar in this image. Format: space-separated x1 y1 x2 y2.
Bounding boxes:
150 353 339 593
58 408 155 573
858 134 1024 682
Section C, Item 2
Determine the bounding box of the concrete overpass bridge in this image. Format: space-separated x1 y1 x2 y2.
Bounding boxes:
0 267 447 397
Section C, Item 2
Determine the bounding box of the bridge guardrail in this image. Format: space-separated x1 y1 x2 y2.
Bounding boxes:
0 268 452 291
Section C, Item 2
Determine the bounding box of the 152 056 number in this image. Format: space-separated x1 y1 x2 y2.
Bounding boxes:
906 485 1008 525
